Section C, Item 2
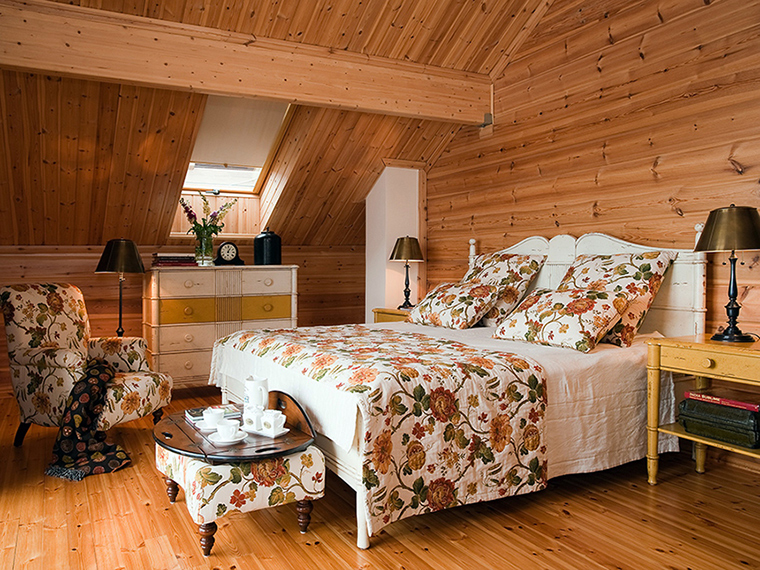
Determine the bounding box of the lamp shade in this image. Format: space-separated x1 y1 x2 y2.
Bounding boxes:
95 239 145 274
389 236 424 262
694 205 760 253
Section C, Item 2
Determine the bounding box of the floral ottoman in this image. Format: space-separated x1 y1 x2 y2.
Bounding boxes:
155 443 326 556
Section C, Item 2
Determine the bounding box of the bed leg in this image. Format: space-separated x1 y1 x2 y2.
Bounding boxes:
356 493 370 549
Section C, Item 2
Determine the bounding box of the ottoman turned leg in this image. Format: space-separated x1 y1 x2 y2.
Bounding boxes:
296 500 313 534
152 408 164 424
164 477 179 503
198 522 218 557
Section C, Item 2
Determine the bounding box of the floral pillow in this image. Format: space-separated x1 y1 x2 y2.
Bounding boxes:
557 251 676 347
462 252 546 327
493 288 630 353
406 281 500 329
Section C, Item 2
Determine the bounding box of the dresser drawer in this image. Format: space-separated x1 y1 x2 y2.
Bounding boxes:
155 270 215 298
241 318 294 330
159 298 216 324
157 350 213 379
242 269 292 295
156 323 217 353
242 295 291 320
660 345 760 382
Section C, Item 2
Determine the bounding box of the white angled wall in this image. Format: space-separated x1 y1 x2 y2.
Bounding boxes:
365 167 420 323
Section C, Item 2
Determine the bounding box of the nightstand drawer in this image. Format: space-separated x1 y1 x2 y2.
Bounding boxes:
373 308 409 323
660 345 760 383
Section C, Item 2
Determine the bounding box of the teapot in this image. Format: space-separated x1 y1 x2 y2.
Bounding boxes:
243 375 268 430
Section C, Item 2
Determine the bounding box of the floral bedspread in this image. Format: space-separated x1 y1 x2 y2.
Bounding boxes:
217 325 548 535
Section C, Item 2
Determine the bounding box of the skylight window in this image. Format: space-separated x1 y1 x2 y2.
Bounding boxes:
183 163 261 193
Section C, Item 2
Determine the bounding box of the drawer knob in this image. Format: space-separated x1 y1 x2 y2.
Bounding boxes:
184 306 194 316
184 280 194 289
184 334 194 343
264 278 274 287
184 361 193 370
263 303 274 312
702 358 715 369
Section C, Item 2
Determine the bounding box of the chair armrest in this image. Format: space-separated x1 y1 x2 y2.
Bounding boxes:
11 346 87 368
88 337 151 372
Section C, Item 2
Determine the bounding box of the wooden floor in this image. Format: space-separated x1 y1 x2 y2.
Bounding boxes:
1 388 758 570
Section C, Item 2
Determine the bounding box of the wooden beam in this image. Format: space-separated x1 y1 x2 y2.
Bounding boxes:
0 0 492 125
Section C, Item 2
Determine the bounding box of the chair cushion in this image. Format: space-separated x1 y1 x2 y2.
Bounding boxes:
96 371 173 430
155 444 326 525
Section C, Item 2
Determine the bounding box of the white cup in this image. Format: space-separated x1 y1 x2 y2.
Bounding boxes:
203 407 224 427
261 410 286 434
216 418 240 441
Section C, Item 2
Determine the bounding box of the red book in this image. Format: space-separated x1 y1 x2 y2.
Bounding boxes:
684 388 760 413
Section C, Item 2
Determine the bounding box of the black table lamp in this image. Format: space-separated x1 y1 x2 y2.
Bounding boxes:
389 236 424 310
96 239 145 337
695 204 760 342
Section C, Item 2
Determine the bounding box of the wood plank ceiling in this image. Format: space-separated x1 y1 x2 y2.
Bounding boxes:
0 0 552 246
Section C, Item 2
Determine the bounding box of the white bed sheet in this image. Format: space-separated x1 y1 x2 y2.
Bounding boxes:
210 322 678 480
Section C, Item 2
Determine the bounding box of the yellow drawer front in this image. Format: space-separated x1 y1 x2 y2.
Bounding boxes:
660 346 760 383
242 295 291 320
159 298 216 324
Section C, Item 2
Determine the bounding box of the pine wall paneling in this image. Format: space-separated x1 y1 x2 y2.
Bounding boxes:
259 105 460 247
169 194 262 242
427 0 760 334
0 70 206 245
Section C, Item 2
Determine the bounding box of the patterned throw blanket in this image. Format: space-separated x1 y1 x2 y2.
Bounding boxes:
218 325 548 534
45 359 131 481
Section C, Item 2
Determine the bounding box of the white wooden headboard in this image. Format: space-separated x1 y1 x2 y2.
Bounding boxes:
468 229 706 338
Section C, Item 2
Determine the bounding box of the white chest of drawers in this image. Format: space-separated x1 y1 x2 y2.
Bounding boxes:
143 265 298 387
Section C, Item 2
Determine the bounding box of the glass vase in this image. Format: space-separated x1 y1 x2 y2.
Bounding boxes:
195 234 214 266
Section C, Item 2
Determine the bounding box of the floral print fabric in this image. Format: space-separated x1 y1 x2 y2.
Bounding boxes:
155 444 325 525
217 325 548 535
493 288 630 353
0 283 172 430
406 281 499 329
557 251 676 346
462 253 546 326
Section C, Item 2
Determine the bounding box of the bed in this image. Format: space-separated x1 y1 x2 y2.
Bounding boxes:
209 231 706 548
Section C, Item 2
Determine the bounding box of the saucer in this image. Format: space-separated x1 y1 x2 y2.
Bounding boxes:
208 430 247 445
242 425 289 438
194 420 218 433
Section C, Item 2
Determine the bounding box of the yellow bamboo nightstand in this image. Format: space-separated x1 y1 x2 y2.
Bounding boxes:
646 335 760 485
372 308 410 323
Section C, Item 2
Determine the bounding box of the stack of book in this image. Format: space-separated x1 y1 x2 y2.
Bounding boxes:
152 252 197 267
184 404 241 424
679 388 760 448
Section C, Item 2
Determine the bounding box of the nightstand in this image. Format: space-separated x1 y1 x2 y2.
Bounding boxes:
646 335 760 485
372 307 410 323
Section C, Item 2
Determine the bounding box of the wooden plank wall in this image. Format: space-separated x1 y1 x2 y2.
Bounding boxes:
427 0 760 337
0 69 205 245
0 245 364 396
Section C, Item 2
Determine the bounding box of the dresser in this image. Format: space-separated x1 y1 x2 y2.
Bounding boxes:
143 266 298 388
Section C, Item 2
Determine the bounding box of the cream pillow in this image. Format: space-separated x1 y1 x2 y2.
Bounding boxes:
462 252 546 327
406 281 500 329
557 251 676 346
493 288 630 352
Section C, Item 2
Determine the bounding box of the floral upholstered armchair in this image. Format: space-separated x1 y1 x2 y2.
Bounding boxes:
0 283 172 446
